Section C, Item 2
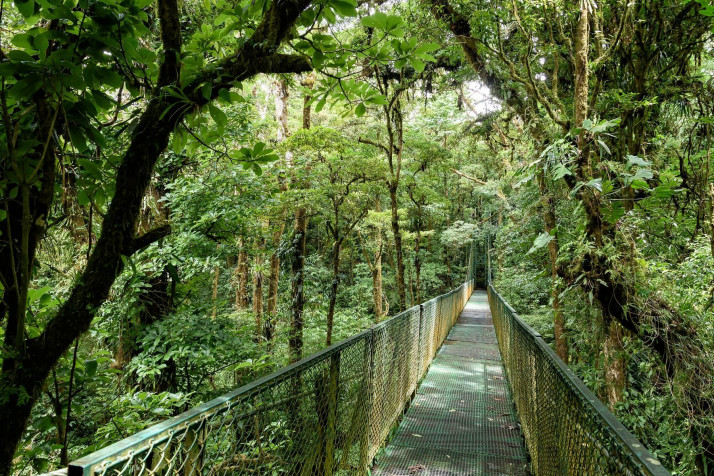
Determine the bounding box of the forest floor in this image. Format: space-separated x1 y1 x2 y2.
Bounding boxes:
371 291 529 475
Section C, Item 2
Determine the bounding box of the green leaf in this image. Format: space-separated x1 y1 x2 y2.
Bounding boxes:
589 118 620 134
604 201 625 224
171 130 187 154
628 169 653 189
596 139 610 155
416 53 437 62
217 88 232 103
582 118 593 130
601 180 614 195
527 232 555 254
69 126 88 153
11 33 34 50
654 184 674 199
330 0 357 17
385 14 404 31
355 102 366 117
585 178 602 191
85 360 98 377
414 43 440 55
201 82 212 101
78 158 103 178
361 12 387 30
77 189 90 206
552 163 572 180
208 104 227 129
626 155 652 167
34 33 49 60
15 0 35 18
411 58 426 73
366 94 388 105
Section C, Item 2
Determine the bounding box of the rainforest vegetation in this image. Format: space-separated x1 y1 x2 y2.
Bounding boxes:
0 0 713 473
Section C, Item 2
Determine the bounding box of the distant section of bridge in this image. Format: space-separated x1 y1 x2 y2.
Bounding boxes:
62 240 671 476
373 291 528 475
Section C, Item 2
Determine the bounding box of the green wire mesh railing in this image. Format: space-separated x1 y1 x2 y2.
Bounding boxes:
67 253 478 476
485 238 671 476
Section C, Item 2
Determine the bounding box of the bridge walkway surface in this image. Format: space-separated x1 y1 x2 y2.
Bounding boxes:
372 290 529 476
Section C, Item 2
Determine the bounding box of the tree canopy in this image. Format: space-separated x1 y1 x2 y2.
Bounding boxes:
0 0 713 474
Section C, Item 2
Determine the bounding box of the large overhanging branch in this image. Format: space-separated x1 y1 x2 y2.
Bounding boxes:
4 2 316 461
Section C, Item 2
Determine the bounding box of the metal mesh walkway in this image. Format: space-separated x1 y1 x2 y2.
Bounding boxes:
372 290 529 476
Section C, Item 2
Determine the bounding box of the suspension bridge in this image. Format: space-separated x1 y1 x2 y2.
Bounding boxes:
61 241 670 476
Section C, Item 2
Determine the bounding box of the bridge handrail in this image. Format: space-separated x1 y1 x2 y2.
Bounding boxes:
488 284 670 476
67 274 476 475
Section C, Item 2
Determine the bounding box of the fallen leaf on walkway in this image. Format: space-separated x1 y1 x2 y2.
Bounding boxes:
408 464 426 474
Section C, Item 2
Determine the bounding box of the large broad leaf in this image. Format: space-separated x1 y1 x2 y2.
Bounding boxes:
410 58 426 73
15 0 35 18
361 12 387 30
208 104 227 131
527 232 555 254
330 0 357 17
552 163 573 180
626 154 652 167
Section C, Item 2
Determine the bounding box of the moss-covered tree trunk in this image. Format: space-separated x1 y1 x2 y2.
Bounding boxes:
289 76 314 363
536 168 568 362
235 242 250 310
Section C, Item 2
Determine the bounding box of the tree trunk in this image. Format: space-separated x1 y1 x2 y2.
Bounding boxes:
372 263 384 322
574 0 625 407
235 244 250 310
325 240 341 347
414 221 421 305
264 80 291 341
211 250 220 319
290 208 308 363
537 168 568 362
372 200 384 321
709 181 714 257
389 185 406 312
252 247 264 340
288 78 313 363
265 224 284 342
61 162 89 245
265 251 280 341
603 320 626 408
